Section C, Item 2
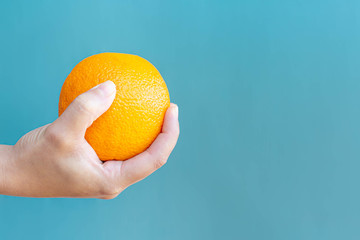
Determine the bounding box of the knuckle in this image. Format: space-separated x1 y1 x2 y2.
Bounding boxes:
98 180 122 198
100 194 118 200
176 124 180 136
74 94 97 116
45 126 70 148
154 154 168 169
173 127 180 138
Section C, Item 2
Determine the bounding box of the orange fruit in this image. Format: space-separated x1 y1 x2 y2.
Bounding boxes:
59 53 170 161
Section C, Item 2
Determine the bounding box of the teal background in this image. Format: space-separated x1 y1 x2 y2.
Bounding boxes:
1 0 360 239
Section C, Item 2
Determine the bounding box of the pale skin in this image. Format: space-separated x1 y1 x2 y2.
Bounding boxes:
0 81 179 199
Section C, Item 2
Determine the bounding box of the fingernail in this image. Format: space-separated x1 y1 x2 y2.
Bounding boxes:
96 81 116 97
171 104 179 118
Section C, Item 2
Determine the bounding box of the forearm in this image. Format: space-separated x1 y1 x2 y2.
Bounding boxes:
0 145 15 195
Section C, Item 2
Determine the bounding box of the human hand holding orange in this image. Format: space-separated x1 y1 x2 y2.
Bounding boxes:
0 81 179 198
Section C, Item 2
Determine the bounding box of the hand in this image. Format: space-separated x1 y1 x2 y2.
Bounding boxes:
0 81 179 199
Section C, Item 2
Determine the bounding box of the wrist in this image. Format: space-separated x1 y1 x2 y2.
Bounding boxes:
0 145 16 195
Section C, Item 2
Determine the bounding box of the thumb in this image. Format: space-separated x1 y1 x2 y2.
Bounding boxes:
54 81 116 139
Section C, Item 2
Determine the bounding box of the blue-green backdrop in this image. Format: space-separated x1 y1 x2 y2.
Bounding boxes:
1 0 360 239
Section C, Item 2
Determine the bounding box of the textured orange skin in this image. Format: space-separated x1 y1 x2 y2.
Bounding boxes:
59 53 170 161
